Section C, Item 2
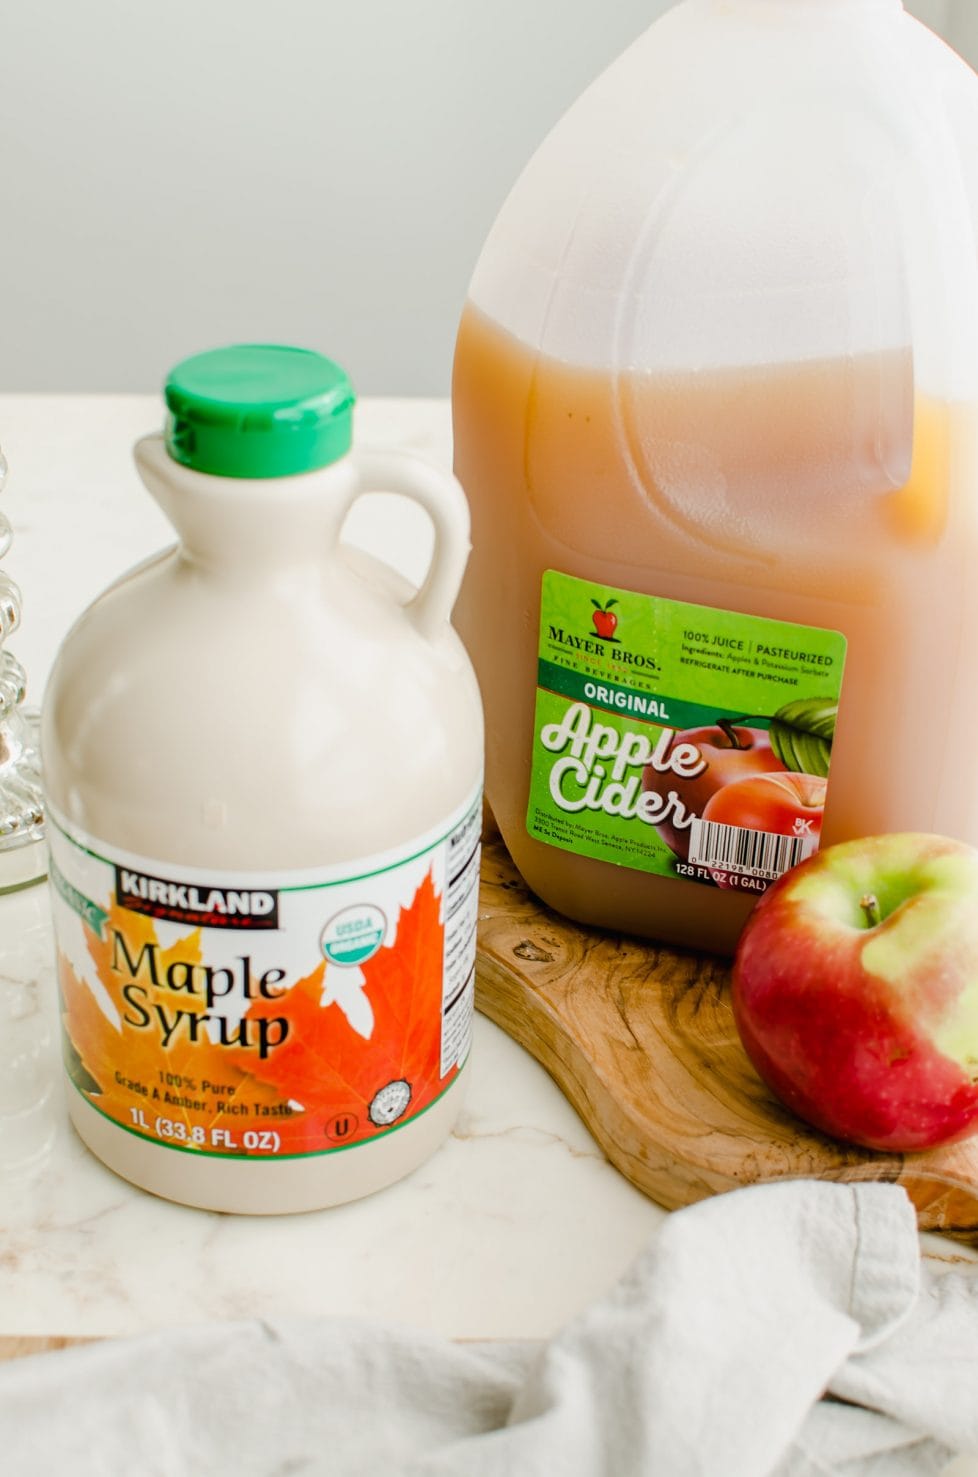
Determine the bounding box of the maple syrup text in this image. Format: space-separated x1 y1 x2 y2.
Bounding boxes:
111 929 290 1058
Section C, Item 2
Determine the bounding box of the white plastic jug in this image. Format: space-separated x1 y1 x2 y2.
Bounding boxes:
44 346 483 1212
453 0 978 954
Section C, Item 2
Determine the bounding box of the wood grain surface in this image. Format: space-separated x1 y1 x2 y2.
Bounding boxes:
475 837 978 1241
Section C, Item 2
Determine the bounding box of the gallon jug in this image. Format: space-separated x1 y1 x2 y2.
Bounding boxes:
453 0 978 954
44 346 483 1213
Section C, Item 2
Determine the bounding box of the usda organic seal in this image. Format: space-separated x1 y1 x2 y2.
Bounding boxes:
320 904 387 967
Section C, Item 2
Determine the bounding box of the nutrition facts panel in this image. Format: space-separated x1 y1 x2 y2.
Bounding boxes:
440 793 482 1076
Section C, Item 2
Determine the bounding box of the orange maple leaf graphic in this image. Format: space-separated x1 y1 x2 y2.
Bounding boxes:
60 898 295 1151
233 870 454 1142
60 871 458 1158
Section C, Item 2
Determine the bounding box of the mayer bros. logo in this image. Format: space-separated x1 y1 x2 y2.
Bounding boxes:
546 587 661 679
591 597 620 643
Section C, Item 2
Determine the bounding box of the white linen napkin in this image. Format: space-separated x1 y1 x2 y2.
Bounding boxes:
0 1181 975 1476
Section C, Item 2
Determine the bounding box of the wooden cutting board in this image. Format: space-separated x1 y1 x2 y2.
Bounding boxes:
475 836 978 1241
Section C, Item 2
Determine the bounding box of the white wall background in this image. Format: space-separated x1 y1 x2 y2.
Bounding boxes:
0 0 972 395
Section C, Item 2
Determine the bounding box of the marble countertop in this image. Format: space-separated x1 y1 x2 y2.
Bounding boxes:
3 394 975 1357
0 394 666 1342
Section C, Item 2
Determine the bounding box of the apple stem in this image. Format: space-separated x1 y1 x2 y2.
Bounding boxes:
860 893 882 929
716 718 750 751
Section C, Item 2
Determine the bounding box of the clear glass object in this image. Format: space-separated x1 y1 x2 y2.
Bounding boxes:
0 450 45 890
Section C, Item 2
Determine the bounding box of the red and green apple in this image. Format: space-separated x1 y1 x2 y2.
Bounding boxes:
732 832 978 1152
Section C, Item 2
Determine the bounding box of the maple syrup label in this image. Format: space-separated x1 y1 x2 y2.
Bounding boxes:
49 790 481 1160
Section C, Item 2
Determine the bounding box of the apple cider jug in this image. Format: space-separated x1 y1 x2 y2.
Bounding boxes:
453 0 978 954
43 346 483 1212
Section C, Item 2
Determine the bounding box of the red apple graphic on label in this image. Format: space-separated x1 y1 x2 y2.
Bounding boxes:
591 598 619 640
732 832 978 1152
703 771 826 843
643 722 785 861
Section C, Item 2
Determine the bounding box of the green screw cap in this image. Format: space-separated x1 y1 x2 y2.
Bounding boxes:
164 344 355 479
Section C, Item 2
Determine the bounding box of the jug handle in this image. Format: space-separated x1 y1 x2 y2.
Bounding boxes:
350 452 471 641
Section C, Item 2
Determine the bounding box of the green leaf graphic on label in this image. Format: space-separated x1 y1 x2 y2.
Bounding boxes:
62 1026 102 1097
50 858 109 940
769 699 838 778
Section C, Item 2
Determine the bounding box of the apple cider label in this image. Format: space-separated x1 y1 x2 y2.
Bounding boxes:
49 789 481 1159
528 572 847 894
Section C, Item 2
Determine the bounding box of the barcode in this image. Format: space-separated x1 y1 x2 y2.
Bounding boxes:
687 819 818 881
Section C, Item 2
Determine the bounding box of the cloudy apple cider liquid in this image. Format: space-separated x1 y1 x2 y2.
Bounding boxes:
453 305 978 954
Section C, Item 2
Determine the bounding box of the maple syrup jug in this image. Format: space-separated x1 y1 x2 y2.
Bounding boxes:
43 346 483 1213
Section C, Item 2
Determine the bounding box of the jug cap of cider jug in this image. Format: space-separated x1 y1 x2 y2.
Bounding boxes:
164 343 355 479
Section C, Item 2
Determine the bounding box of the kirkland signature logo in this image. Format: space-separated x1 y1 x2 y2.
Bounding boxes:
114 867 280 930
